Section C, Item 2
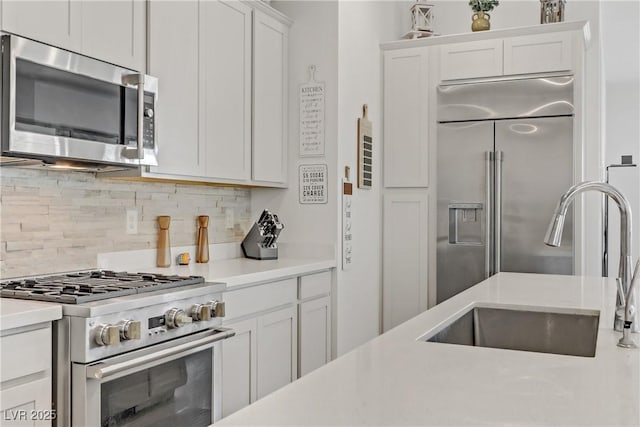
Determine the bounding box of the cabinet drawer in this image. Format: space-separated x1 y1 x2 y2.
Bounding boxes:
223 278 297 320
440 39 503 81
299 271 331 300
504 33 573 75
0 327 51 383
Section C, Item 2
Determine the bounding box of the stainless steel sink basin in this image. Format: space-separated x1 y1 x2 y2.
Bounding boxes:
426 307 600 357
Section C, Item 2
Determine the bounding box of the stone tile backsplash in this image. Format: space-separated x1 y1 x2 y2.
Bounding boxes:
0 168 252 278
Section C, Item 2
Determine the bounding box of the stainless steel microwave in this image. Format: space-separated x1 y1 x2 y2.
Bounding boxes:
0 34 158 171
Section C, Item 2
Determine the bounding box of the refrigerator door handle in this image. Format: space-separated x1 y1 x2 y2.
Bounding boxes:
495 151 504 273
485 151 494 278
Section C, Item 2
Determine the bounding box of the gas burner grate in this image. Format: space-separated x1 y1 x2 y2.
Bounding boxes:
0 270 205 304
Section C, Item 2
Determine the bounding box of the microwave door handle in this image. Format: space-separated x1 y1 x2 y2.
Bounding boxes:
121 73 145 160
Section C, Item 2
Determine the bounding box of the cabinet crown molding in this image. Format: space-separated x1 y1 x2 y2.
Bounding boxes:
380 20 589 51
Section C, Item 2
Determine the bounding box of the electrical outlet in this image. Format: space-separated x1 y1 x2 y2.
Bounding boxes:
225 209 234 229
126 209 138 235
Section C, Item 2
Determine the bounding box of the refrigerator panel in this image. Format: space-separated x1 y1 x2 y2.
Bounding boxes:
495 117 574 275
437 76 574 122
437 121 494 303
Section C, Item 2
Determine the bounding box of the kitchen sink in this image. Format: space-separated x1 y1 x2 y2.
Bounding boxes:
425 306 600 357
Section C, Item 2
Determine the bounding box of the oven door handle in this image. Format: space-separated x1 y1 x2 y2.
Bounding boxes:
86 328 234 380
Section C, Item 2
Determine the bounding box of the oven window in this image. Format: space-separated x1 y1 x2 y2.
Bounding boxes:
15 58 136 145
100 349 212 427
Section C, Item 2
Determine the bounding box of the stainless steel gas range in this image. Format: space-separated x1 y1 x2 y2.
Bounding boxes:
0 271 233 427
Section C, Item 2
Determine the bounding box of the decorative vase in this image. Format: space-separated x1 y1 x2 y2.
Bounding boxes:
471 11 491 31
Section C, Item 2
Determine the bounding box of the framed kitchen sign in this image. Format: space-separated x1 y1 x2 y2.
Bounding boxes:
299 164 328 204
299 65 325 157
358 104 373 189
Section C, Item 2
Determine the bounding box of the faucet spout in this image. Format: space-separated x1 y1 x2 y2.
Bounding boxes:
544 181 637 337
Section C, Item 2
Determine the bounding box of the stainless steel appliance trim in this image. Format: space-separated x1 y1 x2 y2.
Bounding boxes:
121 73 145 160
437 76 574 122
485 151 494 278
495 150 503 273
53 318 71 427
85 328 234 380
1 34 158 168
73 328 227 426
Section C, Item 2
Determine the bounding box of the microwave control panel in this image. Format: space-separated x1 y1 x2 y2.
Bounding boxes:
143 93 155 148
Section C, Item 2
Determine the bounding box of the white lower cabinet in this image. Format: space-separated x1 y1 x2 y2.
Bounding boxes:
221 306 297 417
382 191 429 332
220 270 333 419
0 325 53 427
221 317 257 418
220 278 298 418
256 306 297 399
297 271 332 377
298 296 331 377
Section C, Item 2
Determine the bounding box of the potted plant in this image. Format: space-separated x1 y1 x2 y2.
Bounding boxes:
469 0 499 31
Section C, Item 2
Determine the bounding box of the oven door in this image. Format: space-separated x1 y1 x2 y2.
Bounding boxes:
72 328 233 427
1 34 158 167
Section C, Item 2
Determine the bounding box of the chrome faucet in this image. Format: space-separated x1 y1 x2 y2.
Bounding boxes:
544 181 638 348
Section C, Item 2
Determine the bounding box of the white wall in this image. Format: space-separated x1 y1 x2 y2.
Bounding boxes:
335 1 409 355
261 0 408 356
600 0 640 273
252 1 339 257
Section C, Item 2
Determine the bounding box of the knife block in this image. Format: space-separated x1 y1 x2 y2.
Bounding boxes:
241 222 279 260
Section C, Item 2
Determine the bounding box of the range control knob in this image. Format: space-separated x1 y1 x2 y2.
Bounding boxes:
144 108 154 118
95 324 120 346
191 304 211 321
119 320 141 340
207 300 226 318
165 308 193 329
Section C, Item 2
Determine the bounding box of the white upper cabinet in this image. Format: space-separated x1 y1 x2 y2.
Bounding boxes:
440 31 574 82
1 1 81 51
147 0 203 177
80 0 146 71
440 39 503 81
383 47 430 188
252 9 288 185
504 32 573 75
1 0 144 71
201 0 252 182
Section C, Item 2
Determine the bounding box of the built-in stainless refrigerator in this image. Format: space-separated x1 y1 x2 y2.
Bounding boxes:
436 76 575 303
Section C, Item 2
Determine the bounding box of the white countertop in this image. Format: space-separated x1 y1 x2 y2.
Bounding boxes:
218 272 640 426
0 299 62 332
130 257 336 289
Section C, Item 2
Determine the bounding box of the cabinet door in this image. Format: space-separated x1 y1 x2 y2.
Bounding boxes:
80 0 146 71
201 0 252 182
221 318 257 418
440 39 503 81
147 0 203 177
1 1 81 51
383 48 429 187
382 191 429 332
256 305 297 399
0 377 51 427
504 32 573 75
252 9 288 185
298 296 331 377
